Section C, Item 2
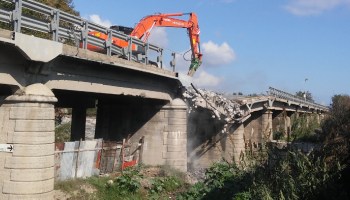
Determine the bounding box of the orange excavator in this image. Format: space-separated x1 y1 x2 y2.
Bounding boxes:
87 12 202 76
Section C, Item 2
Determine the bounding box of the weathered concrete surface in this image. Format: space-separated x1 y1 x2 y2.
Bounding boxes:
230 123 245 163
94 98 188 172
94 98 168 166
0 83 56 200
14 32 63 62
185 87 328 168
163 99 188 172
0 28 181 102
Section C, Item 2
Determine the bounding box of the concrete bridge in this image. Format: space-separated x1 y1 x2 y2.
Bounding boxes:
185 87 328 167
0 1 328 199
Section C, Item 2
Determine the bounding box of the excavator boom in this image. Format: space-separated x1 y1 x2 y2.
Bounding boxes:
88 12 202 76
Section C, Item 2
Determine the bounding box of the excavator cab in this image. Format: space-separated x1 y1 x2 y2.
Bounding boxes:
110 25 134 35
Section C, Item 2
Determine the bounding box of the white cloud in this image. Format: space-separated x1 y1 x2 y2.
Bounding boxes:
175 53 191 73
202 41 236 67
88 14 112 27
285 0 350 16
147 27 169 48
193 70 222 87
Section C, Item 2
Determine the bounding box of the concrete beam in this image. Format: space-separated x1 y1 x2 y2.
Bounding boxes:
14 32 62 62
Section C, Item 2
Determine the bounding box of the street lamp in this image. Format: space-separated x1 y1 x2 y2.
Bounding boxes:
304 78 308 101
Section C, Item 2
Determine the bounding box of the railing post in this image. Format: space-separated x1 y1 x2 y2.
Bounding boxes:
12 0 22 32
171 52 176 72
158 48 163 69
81 20 89 49
106 29 112 56
127 37 132 61
50 9 60 41
144 43 149 65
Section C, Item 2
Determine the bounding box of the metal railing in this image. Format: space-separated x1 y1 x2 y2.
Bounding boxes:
0 0 176 70
268 87 329 111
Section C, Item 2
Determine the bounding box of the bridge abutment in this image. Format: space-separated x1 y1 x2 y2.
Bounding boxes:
0 83 56 200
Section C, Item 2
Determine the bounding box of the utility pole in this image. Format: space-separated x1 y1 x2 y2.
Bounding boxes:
304 78 308 101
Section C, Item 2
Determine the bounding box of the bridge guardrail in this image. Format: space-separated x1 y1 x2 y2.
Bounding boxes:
0 0 175 71
268 87 329 111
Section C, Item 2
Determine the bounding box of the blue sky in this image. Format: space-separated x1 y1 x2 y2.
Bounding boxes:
73 0 350 105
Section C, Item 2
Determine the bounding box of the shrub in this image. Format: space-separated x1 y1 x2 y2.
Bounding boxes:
55 122 71 143
115 167 143 195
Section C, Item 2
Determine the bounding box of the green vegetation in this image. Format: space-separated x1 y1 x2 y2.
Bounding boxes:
87 108 97 117
178 94 350 200
55 178 97 199
0 0 79 40
290 113 320 142
36 0 79 16
55 165 188 200
295 90 314 102
53 95 350 200
88 174 144 200
178 151 343 200
55 122 71 143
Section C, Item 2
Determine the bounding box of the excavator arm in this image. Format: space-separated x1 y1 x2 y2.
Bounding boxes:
130 13 202 76
88 12 202 76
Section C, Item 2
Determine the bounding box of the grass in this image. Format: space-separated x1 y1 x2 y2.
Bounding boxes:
55 178 98 200
54 165 189 200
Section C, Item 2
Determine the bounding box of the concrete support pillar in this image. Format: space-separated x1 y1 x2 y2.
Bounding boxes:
0 83 56 200
71 107 86 141
94 103 110 139
316 113 320 125
305 113 310 128
229 123 245 164
262 110 273 141
163 99 187 172
285 112 292 138
320 114 325 122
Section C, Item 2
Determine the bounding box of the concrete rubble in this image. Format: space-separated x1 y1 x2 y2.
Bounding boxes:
183 85 247 125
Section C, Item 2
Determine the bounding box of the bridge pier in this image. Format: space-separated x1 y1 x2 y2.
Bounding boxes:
94 98 188 172
229 123 245 163
272 111 293 140
262 110 273 141
0 83 56 200
163 99 188 172
71 106 87 141
285 112 292 138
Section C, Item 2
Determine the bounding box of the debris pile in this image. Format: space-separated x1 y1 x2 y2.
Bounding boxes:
183 85 247 124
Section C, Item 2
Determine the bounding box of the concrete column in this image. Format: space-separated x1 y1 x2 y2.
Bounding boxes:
316 113 321 125
163 99 187 172
94 103 110 139
320 114 325 122
285 112 292 138
305 113 310 128
229 123 245 164
262 110 273 141
0 83 56 200
272 110 282 134
70 107 86 141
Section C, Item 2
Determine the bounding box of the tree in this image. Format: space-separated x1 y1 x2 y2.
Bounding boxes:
36 0 79 16
1 0 79 39
295 90 314 102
